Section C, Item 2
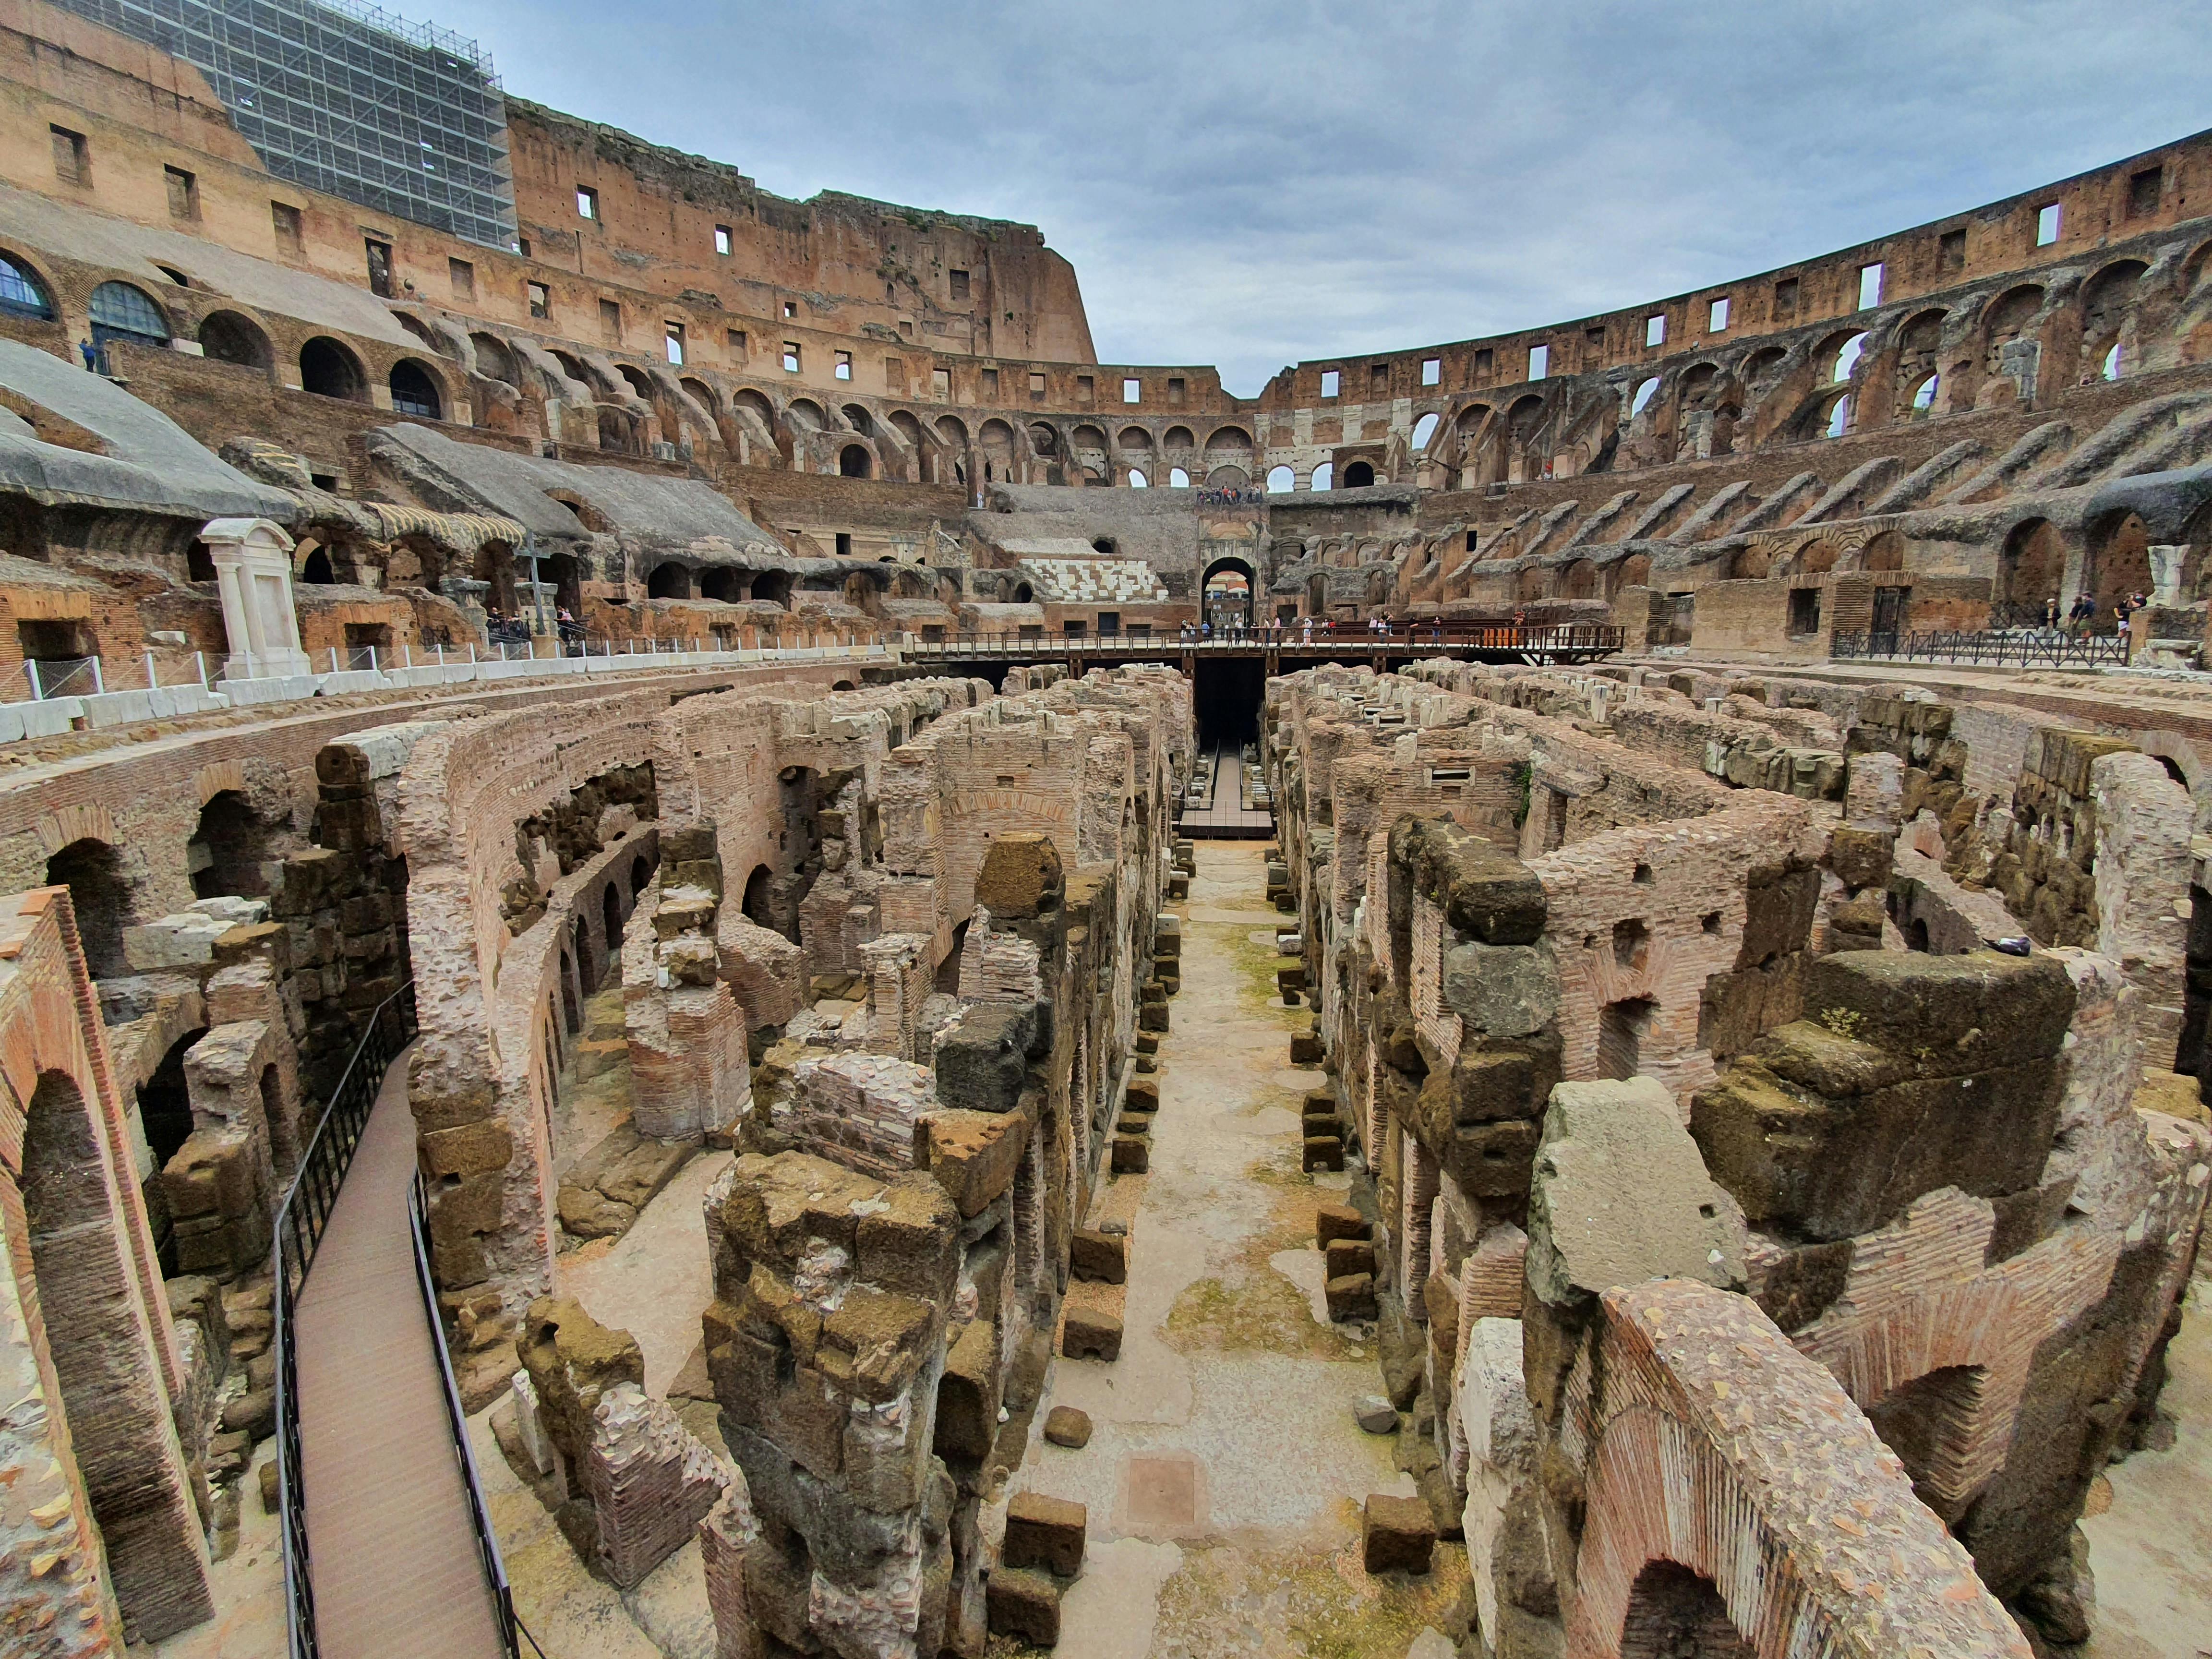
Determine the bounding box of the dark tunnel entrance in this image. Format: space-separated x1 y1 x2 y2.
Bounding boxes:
1193 658 1266 749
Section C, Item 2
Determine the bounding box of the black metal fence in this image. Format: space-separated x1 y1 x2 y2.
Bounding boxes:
905 624 1624 658
1832 629 2132 669
409 1171 547 1658
274 982 416 1659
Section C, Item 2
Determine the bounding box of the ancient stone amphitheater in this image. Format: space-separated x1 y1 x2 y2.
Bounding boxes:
0 3 2207 1658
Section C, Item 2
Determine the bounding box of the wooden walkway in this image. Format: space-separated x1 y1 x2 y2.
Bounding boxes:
295 1046 507 1659
1180 744 1275 839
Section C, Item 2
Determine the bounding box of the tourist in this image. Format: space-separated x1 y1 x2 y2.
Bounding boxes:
2042 596 2060 633
78 336 97 372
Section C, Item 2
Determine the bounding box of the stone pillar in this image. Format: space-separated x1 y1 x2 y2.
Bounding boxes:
201 517 310 681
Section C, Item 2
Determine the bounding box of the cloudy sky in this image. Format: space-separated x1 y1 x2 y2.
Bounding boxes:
432 0 2212 396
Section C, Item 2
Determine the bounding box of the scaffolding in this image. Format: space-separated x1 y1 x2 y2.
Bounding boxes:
54 0 518 249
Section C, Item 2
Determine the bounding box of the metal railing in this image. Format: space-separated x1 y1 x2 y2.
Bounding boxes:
1831 628 2133 669
409 1170 547 1658
22 655 102 699
904 623 1624 657
273 981 417 1659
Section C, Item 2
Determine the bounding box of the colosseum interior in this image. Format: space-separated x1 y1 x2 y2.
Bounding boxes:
0 3 2208 1657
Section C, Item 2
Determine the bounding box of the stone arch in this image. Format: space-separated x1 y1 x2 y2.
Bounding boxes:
839 443 872 479
300 335 368 402
1343 460 1376 488
1859 530 1904 573
470 331 518 383
44 837 132 977
1999 517 2065 612
616 363 653 400
389 357 444 419
2086 509 2153 616
647 561 694 600
196 310 271 370
1563 557 1599 599
89 280 170 350
0 246 58 319
1609 552 1651 596
188 789 277 899
1202 553 1255 628
1619 1561 1755 1659
682 375 719 415
1163 425 1196 453
1982 285 2045 375
1731 545 1772 581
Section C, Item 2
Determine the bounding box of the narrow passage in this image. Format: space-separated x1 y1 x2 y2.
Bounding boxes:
1011 842 1468 1658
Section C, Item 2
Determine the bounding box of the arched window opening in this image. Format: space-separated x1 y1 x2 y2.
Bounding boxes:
1411 411 1441 449
299 336 367 402
46 838 131 977
389 359 443 419
1630 376 1660 416
197 311 270 370
1911 373 1939 412
89 281 169 350
1825 395 1852 439
1265 465 1296 493
1620 1562 1755 1659
301 547 336 585
1168 467 1191 488
1127 469 1148 488
597 889 624 995
2103 343 2123 381
1832 331 1868 382
0 251 55 318
1344 460 1376 488
839 444 872 478
1310 462 1333 492
189 790 276 899
137 1026 207 1188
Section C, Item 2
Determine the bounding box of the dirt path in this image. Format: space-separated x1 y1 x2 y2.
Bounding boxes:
1012 842 1467 1658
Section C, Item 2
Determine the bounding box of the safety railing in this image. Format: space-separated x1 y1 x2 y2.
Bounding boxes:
273 980 417 1659
1831 628 2132 669
21 655 103 699
409 1169 547 1658
902 624 1625 657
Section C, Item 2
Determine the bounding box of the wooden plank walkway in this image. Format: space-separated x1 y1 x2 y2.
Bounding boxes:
295 1046 507 1659
1181 744 1275 839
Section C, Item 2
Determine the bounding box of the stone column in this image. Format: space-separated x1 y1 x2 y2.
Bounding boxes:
201 517 310 681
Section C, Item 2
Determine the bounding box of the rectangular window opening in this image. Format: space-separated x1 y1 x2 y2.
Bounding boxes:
1320 369 1341 398
529 281 551 319
835 532 853 558
1939 229 1966 273
1858 263 1885 309
1773 276 1800 316
981 367 999 397
1788 587 1821 637
449 257 475 299
1421 357 1442 386
949 268 970 301
1167 376 1186 404
1528 344 1551 379
932 367 951 399
50 125 87 186
727 327 747 359
1121 377 1141 404
1371 362 1389 390
165 165 198 221
599 297 622 342
1076 374 1094 403
1707 297 1730 333
835 349 852 381
781 341 801 373
272 201 303 256
714 224 733 255
667 324 686 365
1028 370 1046 397
2035 203 2061 246
1473 347 1493 378
577 185 598 220
2128 167 2163 218
365 238 393 299
1645 314 1666 347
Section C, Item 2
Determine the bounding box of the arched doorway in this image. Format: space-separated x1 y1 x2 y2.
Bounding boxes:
197 310 271 370
1998 519 2064 620
647 562 693 599
1619 1561 1754 1659
1343 460 1376 488
299 336 368 402
1202 556 1253 629
839 444 872 478
189 789 276 899
602 882 624 989
45 838 131 977
389 358 443 419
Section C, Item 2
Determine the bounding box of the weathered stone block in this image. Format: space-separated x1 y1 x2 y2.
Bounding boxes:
1363 1494 1437 1574
1070 1228 1127 1283
975 832 1064 918
1062 1309 1122 1360
1441 941 1559 1037
1111 1134 1150 1173
1324 1238 1376 1279
986 1567 1062 1646
1326 1272 1378 1320
921 1108 1031 1218
934 1002 1038 1113
1392 816 1547 944
1002 1491 1087 1575
1302 1135 1344 1171
1316 1203 1369 1246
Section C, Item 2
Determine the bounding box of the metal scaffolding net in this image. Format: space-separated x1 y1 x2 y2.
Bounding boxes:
53 0 517 249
